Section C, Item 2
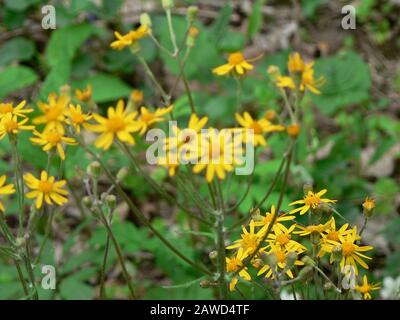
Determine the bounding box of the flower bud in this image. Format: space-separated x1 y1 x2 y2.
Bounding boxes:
302 256 316 267
200 280 211 288
303 184 313 195
140 13 152 28
362 197 375 218
186 26 199 48
187 6 198 22
15 237 26 248
251 258 263 269
117 167 129 181
106 194 117 210
82 196 93 209
209 250 218 263
87 161 101 178
332 245 342 262
287 123 301 138
264 110 277 121
130 90 144 105
161 0 174 9
286 252 298 268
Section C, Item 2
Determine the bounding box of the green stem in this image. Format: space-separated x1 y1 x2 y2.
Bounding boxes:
10 136 24 236
215 180 227 299
166 8 178 54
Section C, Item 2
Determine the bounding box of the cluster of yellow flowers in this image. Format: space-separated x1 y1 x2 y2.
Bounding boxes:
225 189 380 299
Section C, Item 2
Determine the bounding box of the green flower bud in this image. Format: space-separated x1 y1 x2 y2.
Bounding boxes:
15 237 26 248
286 251 298 268
82 196 93 209
117 167 129 181
140 13 152 28
106 194 117 210
187 6 198 22
87 161 101 178
298 266 313 281
209 250 218 263
161 0 174 9
302 256 316 267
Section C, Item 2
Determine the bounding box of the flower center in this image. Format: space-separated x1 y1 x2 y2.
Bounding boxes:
251 121 263 134
46 131 62 144
242 234 258 252
342 242 355 256
4 119 18 132
327 230 339 241
71 112 85 124
304 192 321 209
228 52 245 65
275 250 286 263
140 113 155 123
358 284 370 294
262 214 273 224
276 234 291 246
0 103 13 114
38 180 53 193
226 258 242 272
107 116 126 132
46 107 63 121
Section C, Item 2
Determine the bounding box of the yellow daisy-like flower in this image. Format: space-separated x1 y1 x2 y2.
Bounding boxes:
289 189 337 215
235 112 284 146
267 224 307 253
253 205 295 231
362 197 375 211
288 52 305 73
320 227 373 275
75 85 92 102
320 217 351 243
276 76 296 89
226 220 267 256
212 52 254 76
33 93 69 133
294 219 332 237
226 248 251 292
0 100 33 118
130 89 144 105
0 175 15 212
137 105 174 135
0 113 34 140
88 100 140 150
192 128 243 182
64 104 92 133
257 245 304 279
110 25 150 50
24 171 68 209
355 275 380 300
30 129 77 160
300 62 325 95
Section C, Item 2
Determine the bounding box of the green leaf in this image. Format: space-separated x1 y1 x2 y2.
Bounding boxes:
209 4 233 45
311 51 371 115
0 66 38 99
72 73 132 103
247 0 266 38
0 37 36 66
59 278 93 300
218 31 246 52
46 23 97 67
4 0 39 11
368 138 396 165
39 63 71 99
301 0 327 17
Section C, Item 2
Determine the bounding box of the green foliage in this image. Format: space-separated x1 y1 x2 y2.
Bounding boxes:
0 66 38 99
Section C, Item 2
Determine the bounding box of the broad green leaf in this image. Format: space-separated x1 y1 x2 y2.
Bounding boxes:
0 66 38 99
209 4 233 45
59 278 94 300
4 0 40 11
247 0 266 38
39 63 71 99
0 37 36 66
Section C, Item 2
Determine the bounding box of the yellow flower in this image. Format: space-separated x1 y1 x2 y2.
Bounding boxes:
110 25 150 50
212 52 254 76
226 220 267 256
289 189 337 215
276 76 296 89
235 112 284 146
192 128 243 182
0 100 33 118
320 217 352 243
267 224 307 253
355 275 380 300
253 205 295 232
286 123 301 138
64 104 92 133
34 93 69 133
75 85 92 102
24 171 68 209
157 151 180 177
0 113 34 140
0 175 15 212
257 245 304 279
88 100 140 150
30 129 77 160
137 105 174 135
226 248 251 292
362 197 375 211
288 52 305 73
320 227 373 275
300 62 325 95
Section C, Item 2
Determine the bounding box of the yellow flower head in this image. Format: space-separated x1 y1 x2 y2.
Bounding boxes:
64 104 92 133
0 175 15 212
300 62 325 95
320 226 373 275
88 100 140 150
253 205 295 232
268 224 307 253
226 220 267 256
355 275 380 300
137 105 173 135
0 100 33 118
289 189 337 215
110 25 150 50
226 248 251 291
362 197 375 212
30 129 77 160
212 51 254 76
192 128 243 182
294 219 332 237
235 112 284 146
34 93 69 133
75 85 92 102
276 76 296 89
0 113 34 140
130 89 144 105
288 52 305 73
24 171 68 209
